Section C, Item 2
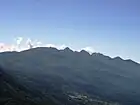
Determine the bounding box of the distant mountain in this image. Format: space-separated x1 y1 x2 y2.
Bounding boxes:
0 47 140 105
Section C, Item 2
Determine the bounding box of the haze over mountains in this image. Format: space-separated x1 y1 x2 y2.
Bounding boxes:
0 47 140 105
1 37 139 64
0 37 95 55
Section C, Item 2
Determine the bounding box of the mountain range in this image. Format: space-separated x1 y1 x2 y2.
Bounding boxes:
0 47 140 105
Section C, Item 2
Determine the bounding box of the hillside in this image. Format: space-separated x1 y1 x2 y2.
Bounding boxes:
0 47 140 105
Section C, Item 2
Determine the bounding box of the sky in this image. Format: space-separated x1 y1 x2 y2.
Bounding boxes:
0 0 140 62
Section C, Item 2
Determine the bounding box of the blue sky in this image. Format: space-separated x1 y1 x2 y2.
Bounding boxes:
0 0 140 62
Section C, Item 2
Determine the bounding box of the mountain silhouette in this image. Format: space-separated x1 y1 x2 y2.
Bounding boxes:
0 47 140 105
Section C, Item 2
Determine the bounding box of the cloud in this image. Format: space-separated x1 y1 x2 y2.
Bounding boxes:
16 37 23 45
46 44 57 48
45 44 67 50
81 46 95 54
58 44 67 50
0 43 14 52
0 37 95 54
26 38 34 49
0 43 4 47
36 41 42 47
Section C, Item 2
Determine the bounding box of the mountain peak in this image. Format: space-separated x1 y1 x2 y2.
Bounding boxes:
63 47 73 52
92 53 104 56
80 50 90 56
113 56 123 61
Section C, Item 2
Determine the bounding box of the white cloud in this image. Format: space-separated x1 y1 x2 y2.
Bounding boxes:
0 37 95 54
36 41 42 47
16 37 23 46
0 43 14 52
46 44 56 48
45 44 68 50
0 43 4 46
81 46 95 54
58 44 67 50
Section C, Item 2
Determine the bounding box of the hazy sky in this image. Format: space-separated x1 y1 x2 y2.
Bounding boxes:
0 0 140 62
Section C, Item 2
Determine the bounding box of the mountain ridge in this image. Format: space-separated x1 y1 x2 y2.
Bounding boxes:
0 47 140 105
0 47 138 65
